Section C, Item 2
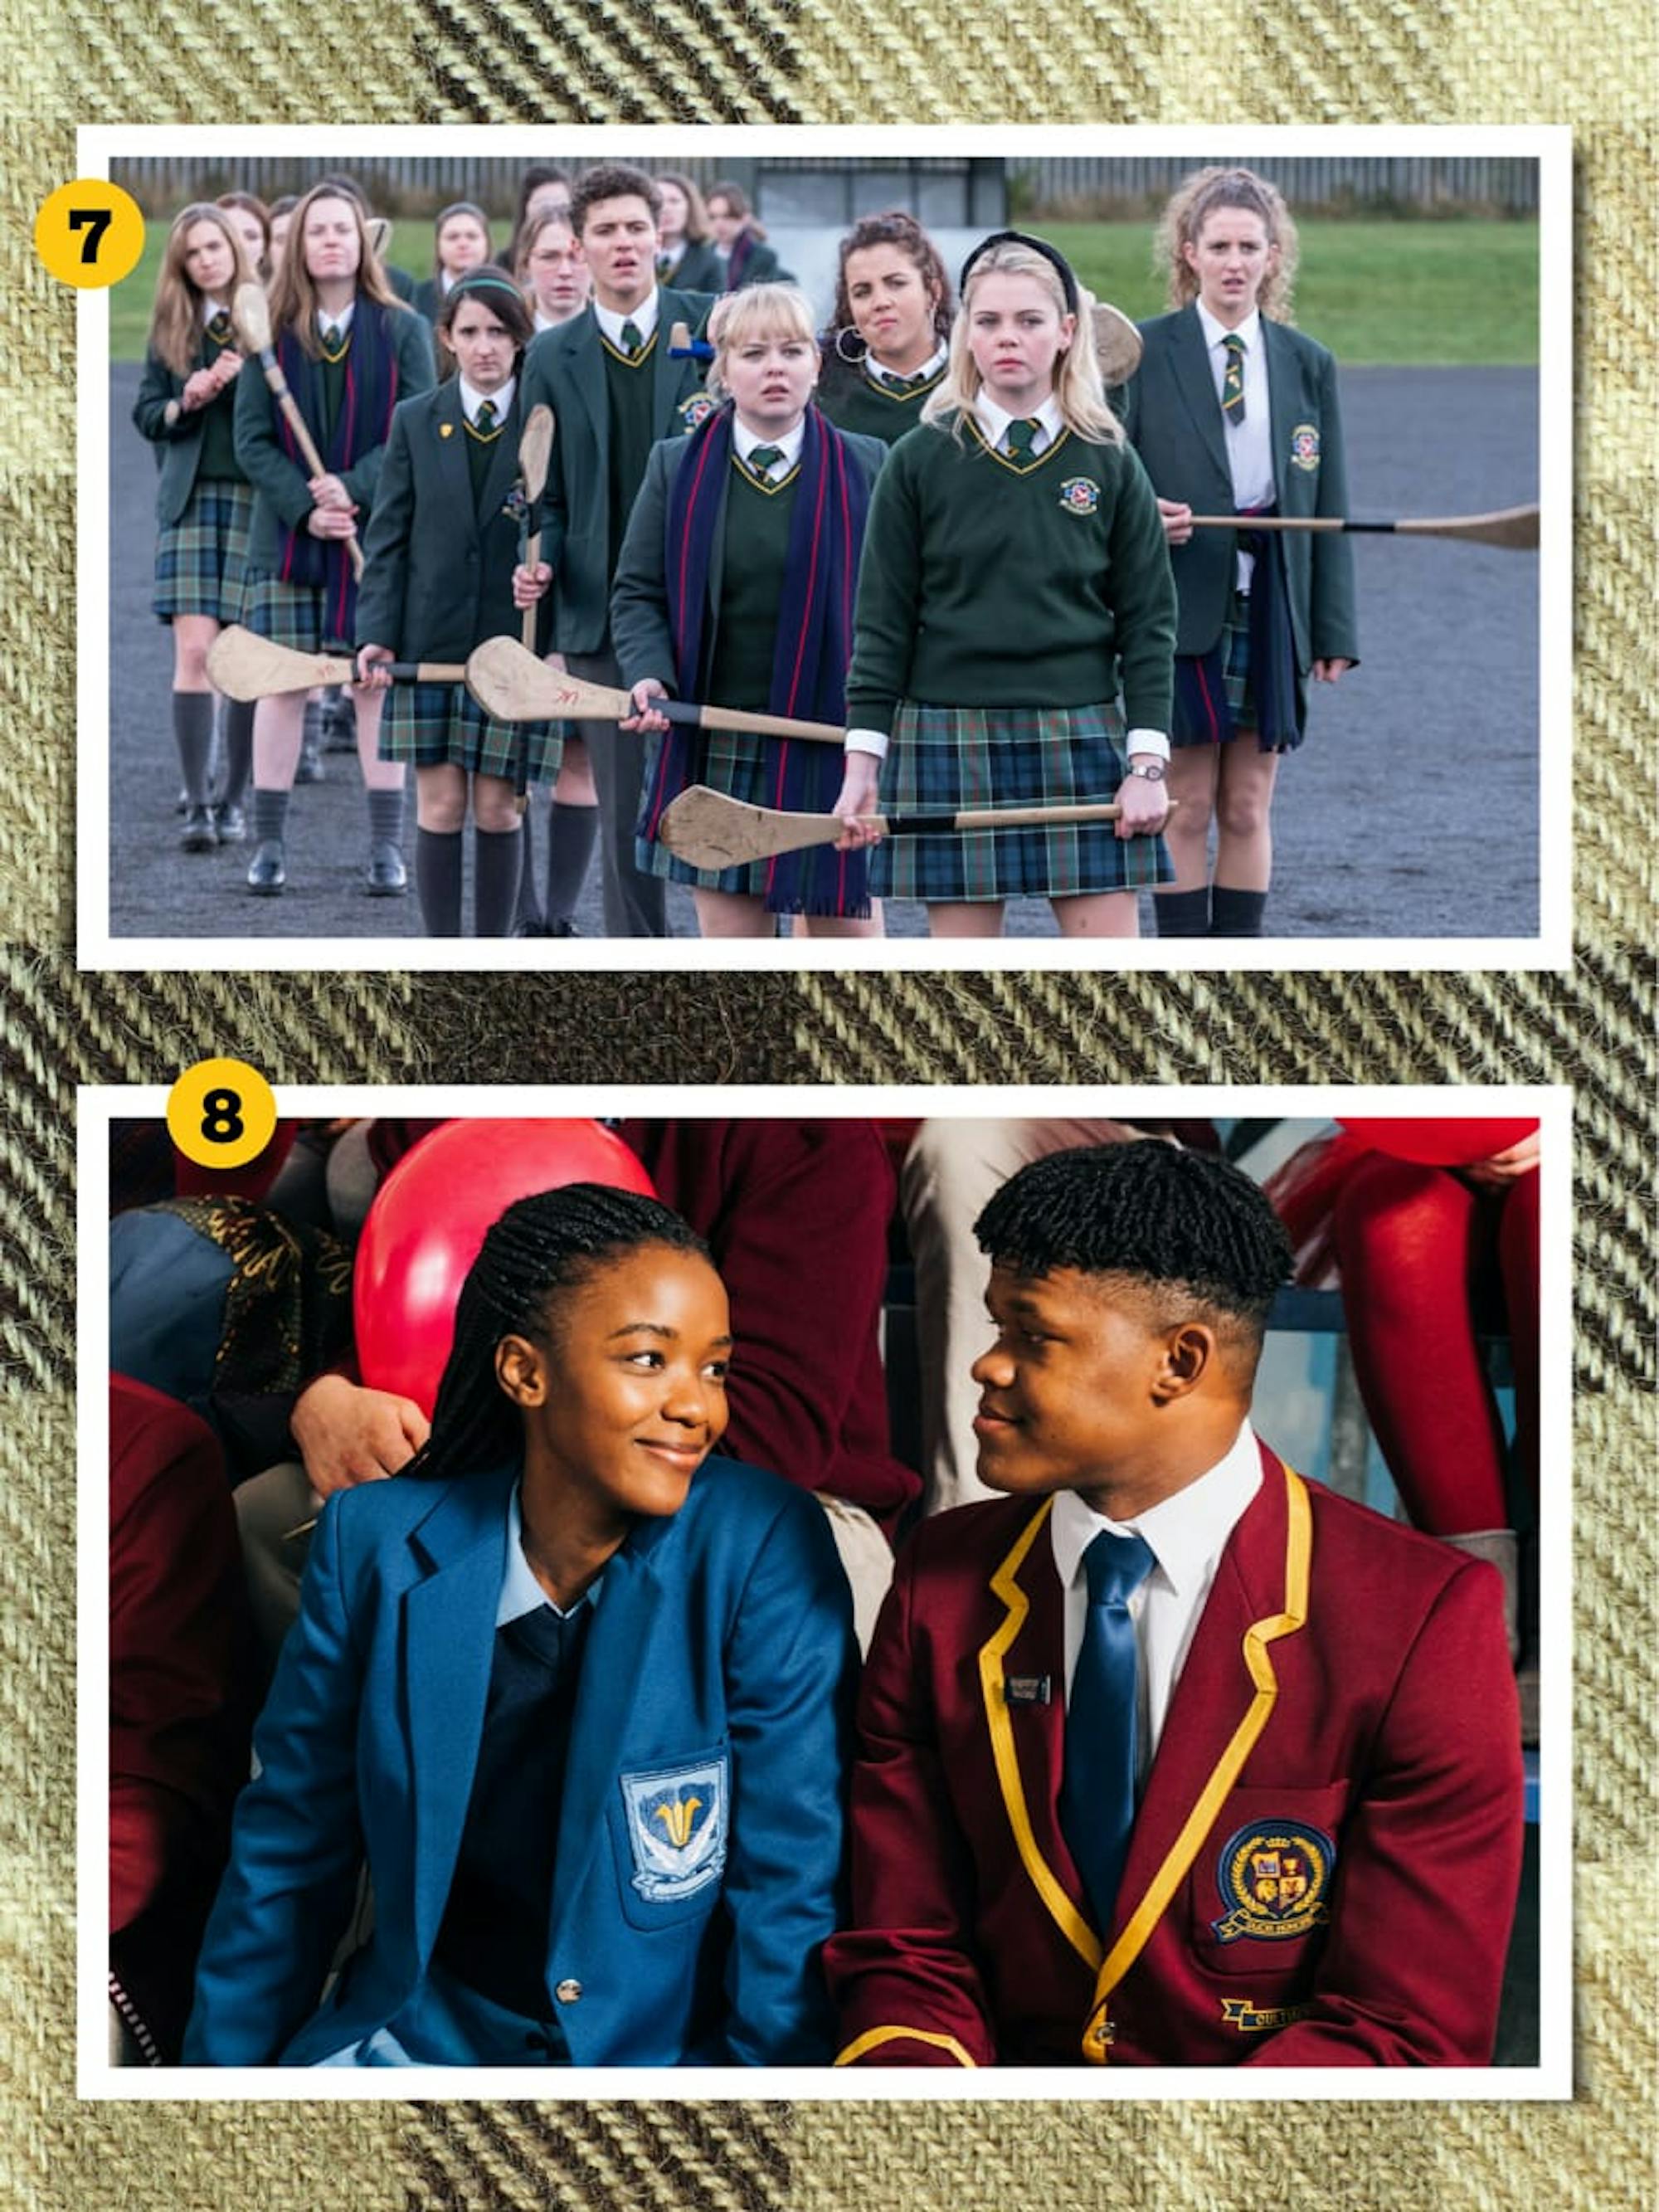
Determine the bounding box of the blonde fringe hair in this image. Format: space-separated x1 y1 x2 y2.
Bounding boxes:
703 284 820 405
265 184 404 356
1158 166 1298 324
147 205 254 378
922 240 1123 447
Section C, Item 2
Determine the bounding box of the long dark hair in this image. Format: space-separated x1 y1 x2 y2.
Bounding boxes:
432 268 536 380
406 1183 713 1484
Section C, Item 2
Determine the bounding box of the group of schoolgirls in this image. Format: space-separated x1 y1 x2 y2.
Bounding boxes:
136 161 1357 940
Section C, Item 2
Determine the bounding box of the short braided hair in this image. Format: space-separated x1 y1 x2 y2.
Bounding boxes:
974 1142 1292 1337
405 1183 712 1485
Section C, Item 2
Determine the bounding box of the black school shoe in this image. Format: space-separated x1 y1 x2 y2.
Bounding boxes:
214 802 247 843
180 805 218 852
246 840 286 894
366 841 407 896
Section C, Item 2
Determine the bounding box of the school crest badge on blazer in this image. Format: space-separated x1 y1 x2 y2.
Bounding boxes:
1211 1820 1335 1942
679 393 717 433
1290 423 1321 471
621 1756 728 1900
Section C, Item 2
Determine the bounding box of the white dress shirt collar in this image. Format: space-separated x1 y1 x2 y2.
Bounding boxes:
973 389 1064 455
315 298 357 342
732 414 805 472
867 341 948 392
499 1482 602 1625
594 290 660 349
1051 1420 1264 1610
459 373 515 426
1195 300 1263 358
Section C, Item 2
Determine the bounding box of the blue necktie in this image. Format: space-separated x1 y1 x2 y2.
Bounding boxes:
1059 1528 1155 1936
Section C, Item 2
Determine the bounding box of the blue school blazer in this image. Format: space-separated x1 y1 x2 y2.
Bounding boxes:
184 1455 856 2067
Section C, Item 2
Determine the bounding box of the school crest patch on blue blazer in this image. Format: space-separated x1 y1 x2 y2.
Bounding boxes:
621 1755 728 1900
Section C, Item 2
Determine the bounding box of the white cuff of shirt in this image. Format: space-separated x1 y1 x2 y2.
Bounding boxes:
1126 728 1170 763
844 727 889 761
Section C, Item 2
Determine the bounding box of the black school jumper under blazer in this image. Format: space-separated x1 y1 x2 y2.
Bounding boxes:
1117 305 1360 675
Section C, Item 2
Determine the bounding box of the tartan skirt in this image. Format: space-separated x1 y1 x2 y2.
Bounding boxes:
153 478 253 626
1172 596 1302 754
871 700 1173 904
379 682 563 784
245 573 348 655
635 728 820 894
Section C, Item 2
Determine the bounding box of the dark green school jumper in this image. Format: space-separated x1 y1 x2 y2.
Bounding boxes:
844 413 1177 904
815 357 948 448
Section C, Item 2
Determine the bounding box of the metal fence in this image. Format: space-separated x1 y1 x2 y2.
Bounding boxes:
109 152 1537 224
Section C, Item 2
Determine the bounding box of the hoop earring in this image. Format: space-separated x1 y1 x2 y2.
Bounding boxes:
834 324 868 365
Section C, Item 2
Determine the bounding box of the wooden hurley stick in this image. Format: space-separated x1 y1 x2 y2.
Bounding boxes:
231 280 366 580
657 783 1172 870
1188 503 1539 550
464 634 846 743
207 626 461 702
513 402 556 811
1090 300 1143 385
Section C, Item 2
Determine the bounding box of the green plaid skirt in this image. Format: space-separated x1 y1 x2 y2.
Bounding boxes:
1172 597 1258 749
379 682 563 783
245 574 348 654
635 728 798 893
872 700 1173 903
153 478 253 626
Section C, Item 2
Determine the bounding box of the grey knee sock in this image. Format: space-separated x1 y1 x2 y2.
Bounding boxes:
1210 885 1268 938
173 692 215 806
221 699 255 810
1152 886 1211 937
474 826 523 938
415 829 464 936
366 787 405 848
546 801 600 926
252 788 289 843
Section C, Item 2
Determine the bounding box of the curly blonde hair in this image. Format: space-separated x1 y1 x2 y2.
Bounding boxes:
1156 166 1298 324
703 283 820 404
923 238 1123 447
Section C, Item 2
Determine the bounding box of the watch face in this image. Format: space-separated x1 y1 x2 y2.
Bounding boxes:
1133 762 1166 782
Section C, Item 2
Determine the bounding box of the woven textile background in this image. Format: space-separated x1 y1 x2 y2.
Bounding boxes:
4 0 1653 2201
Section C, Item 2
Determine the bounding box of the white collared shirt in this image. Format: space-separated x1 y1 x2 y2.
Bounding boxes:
865 342 948 393
1195 301 1274 592
201 296 230 325
1049 1421 1262 1780
846 390 1169 764
459 373 515 429
593 290 661 352
315 298 357 345
732 414 805 480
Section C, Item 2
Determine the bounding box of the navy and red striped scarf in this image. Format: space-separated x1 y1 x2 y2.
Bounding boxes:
274 298 401 641
644 402 873 916
1172 508 1302 753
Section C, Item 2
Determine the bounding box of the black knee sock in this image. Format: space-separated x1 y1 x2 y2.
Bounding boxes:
474 826 523 938
513 812 542 928
545 801 600 926
1210 885 1268 938
415 829 464 936
173 692 215 806
1152 886 1212 937
221 699 255 810
252 788 289 844
366 787 405 850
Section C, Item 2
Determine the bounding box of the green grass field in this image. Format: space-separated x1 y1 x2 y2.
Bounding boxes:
107 218 1539 368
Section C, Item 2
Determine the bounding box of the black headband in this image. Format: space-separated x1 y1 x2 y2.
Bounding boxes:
959 229 1079 314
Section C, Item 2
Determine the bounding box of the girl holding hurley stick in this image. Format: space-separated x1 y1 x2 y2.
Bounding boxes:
604 284 888 939
234 183 434 899
356 272 561 938
133 204 258 852
1119 166 1358 938
832 233 1176 939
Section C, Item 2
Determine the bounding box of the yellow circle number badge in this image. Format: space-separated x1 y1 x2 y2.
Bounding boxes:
35 180 145 290
166 1057 280 1172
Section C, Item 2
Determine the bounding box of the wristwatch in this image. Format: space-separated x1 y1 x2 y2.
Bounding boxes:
1127 760 1167 783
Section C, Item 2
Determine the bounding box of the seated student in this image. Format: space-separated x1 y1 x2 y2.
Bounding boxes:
185 1184 857 2068
825 1142 1524 2068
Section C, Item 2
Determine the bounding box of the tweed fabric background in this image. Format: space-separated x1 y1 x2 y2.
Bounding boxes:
3 0 1653 2201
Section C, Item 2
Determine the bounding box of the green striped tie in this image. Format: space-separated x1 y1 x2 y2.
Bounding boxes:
620 319 644 358
475 398 497 433
1003 417 1042 466
1222 334 1246 424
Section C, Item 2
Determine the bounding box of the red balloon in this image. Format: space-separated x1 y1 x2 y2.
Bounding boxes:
353 1119 655 1416
1335 1117 1540 1169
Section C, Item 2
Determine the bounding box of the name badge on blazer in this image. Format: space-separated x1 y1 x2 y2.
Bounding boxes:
621 1755 728 1902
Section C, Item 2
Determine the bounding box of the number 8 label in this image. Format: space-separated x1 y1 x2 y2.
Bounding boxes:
167 1059 277 1172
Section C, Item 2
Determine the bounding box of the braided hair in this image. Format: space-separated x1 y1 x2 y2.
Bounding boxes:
974 1142 1292 1343
404 1182 713 1486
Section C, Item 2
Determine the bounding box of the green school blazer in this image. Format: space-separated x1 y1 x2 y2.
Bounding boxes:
232 303 436 578
1118 305 1360 672
354 381 537 663
132 343 245 528
518 289 717 655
